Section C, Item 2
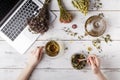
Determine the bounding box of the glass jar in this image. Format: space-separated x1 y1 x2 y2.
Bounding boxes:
85 13 106 37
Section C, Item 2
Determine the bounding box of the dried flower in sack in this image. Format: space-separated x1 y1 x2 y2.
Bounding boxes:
27 0 51 34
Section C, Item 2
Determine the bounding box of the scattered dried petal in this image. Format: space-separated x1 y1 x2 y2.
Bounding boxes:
72 24 77 29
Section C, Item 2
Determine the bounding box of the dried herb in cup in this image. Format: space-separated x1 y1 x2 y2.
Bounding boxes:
45 40 60 57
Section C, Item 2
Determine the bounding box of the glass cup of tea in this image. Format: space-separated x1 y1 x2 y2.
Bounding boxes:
45 40 64 58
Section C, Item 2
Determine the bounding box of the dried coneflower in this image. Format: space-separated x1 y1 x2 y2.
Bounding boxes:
57 0 73 23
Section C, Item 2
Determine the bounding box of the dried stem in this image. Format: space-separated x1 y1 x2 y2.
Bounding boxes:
57 0 73 23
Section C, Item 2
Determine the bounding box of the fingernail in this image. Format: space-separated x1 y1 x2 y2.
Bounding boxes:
42 46 45 48
37 46 40 48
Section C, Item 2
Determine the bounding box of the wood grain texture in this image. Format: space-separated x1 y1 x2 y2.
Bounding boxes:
41 0 120 10
0 41 120 69
0 69 120 80
0 0 120 80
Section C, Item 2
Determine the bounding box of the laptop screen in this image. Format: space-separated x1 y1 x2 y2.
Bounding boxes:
0 0 21 25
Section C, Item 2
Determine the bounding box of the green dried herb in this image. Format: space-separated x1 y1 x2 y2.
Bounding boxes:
87 47 92 52
57 0 73 23
101 34 112 43
63 27 78 37
63 27 85 40
72 0 90 15
78 35 84 40
91 0 102 10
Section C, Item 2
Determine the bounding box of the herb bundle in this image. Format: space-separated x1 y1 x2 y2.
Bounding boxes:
57 0 73 23
72 0 90 15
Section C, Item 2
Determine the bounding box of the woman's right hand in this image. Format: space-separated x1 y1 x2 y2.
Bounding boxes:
87 54 101 75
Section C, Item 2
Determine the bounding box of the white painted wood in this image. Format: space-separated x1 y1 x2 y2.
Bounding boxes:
40 0 120 10
0 41 120 69
0 37 3 40
0 0 120 79
37 11 120 41
0 69 119 80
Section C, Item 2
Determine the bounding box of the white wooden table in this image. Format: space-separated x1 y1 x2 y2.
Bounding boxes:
0 0 120 80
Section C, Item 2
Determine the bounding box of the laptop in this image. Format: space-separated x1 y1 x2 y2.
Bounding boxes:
0 0 56 54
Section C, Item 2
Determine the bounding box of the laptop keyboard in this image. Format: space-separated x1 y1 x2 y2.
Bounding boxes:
1 0 39 41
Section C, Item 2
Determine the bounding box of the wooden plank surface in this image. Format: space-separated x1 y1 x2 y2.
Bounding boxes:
1 11 120 41
37 11 120 41
0 0 120 80
0 69 120 80
0 41 120 69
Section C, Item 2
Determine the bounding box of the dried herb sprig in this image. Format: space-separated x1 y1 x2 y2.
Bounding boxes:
92 38 101 49
63 27 78 37
57 0 73 23
72 0 90 15
63 27 85 40
90 0 102 10
101 34 112 43
63 26 112 53
92 34 112 53
92 38 103 53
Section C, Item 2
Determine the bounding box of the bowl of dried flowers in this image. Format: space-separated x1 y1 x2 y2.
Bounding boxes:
71 53 87 70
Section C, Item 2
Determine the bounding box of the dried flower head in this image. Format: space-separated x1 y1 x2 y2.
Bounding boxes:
57 0 73 23
27 0 51 34
72 0 90 15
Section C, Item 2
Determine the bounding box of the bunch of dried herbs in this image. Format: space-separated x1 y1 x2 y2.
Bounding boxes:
57 0 73 23
27 0 51 34
72 0 90 15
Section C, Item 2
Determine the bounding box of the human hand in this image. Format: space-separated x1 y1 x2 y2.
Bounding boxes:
87 54 101 75
28 46 44 68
